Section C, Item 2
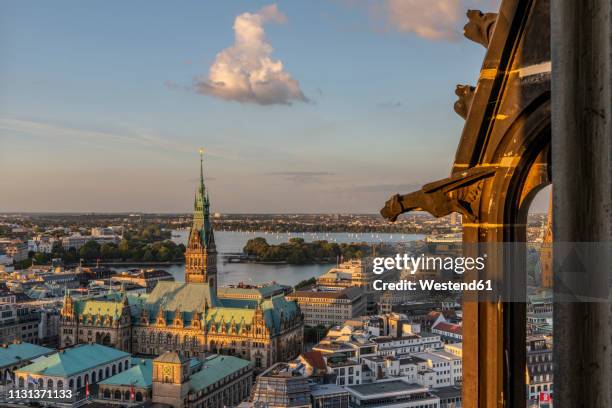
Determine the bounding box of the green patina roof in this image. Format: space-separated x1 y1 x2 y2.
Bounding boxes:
75 291 128 318
16 344 130 377
99 358 152 388
72 283 300 333
0 342 53 368
188 355 250 392
146 281 219 309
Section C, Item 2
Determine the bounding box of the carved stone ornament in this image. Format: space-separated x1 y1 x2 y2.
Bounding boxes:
380 166 499 222
454 84 476 119
464 10 498 48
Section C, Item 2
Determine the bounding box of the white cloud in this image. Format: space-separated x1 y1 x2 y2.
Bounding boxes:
384 0 462 40
370 0 501 41
194 4 307 105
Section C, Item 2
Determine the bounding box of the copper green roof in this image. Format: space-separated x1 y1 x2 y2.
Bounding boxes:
145 281 219 309
188 355 250 392
99 359 152 388
0 342 53 368
72 283 300 334
16 344 130 377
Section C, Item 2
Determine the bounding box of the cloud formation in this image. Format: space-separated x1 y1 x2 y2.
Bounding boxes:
368 0 501 41
194 4 307 105
384 0 462 40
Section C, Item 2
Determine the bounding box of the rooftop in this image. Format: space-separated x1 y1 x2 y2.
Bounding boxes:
0 342 53 368
188 355 250 392
99 359 152 388
16 344 130 377
310 384 349 398
347 380 426 398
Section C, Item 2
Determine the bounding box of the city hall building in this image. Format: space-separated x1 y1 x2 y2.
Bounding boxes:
59 154 304 370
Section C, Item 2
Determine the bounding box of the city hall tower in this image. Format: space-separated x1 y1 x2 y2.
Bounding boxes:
184 149 217 290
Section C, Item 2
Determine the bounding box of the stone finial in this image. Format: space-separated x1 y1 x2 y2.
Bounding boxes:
464 10 498 48
454 84 476 119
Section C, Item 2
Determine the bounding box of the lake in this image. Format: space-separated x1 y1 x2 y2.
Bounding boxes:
114 230 425 287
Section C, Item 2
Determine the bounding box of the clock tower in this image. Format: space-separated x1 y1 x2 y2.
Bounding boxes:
184 149 218 292
152 351 191 407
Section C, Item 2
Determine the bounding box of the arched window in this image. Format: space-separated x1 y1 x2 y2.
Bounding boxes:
124 360 129 370
135 391 143 402
69 379 74 389
112 364 116 375
91 371 96 383
105 367 110 378
99 369 103 380
47 379 53 389
76 377 81 389
57 380 63 389
114 390 121 400
124 390 130 400
118 364 122 373
18 377 24 388
84 374 89 385
37 378 43 388
103 389 110 399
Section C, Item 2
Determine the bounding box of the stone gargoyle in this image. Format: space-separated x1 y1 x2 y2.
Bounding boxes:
380 166 499 222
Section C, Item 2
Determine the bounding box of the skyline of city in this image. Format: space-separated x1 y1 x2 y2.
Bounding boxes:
0 0 522 214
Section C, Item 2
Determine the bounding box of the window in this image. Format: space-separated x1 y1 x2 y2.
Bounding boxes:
47 379 53 389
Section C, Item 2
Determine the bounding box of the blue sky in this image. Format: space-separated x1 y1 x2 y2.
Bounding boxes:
0 0 549 214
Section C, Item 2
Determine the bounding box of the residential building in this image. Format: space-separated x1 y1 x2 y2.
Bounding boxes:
526 336 553 401
373 334 443 356
28 236 57 253
0 240 28 262
414 351 462 387
61 234 119 250
443 343 462 358
316 259 376 290
287 287 366 326
110 268 174 293
431 322 462 343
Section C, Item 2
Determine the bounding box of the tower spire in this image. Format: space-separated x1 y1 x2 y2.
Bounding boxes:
185 149 218 291
199 148 205 195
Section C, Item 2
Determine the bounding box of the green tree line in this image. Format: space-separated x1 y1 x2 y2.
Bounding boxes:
243 237 375 264
26 225 185 265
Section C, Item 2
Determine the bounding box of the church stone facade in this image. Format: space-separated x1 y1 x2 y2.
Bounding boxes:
60 154 304 370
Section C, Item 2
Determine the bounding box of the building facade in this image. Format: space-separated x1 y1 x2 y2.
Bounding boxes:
287 287 366 327
59 155 304 370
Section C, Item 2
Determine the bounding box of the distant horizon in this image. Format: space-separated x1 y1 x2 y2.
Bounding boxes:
0 1 514 213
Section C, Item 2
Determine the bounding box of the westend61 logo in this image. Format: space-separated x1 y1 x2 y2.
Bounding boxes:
372 253 487 275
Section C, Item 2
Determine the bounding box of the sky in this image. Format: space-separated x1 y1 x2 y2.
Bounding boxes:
0 0 549 214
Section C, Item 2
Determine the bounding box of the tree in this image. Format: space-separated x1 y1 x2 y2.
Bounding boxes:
33 252 50 264
118 239 130 260
100 243 119 260
79 240 101 261
142 250 154 262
